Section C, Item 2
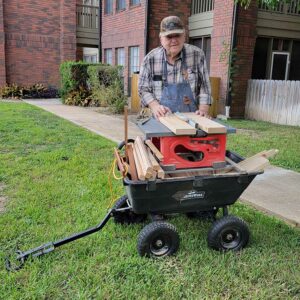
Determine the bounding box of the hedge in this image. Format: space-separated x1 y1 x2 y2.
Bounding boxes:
60 61 127 113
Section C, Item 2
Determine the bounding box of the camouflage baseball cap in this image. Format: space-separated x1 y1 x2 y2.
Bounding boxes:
160 16 185 37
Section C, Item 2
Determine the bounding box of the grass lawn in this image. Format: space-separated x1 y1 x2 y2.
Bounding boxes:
0 102 299 299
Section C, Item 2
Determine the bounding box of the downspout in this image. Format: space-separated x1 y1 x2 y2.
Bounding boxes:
225 2 239 118
144 0 150 55
98 0 102 62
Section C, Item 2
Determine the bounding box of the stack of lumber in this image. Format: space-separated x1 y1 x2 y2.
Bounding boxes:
126 137 165 181
114 136 278 181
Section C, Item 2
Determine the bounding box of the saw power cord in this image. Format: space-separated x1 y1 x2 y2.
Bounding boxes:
107 157 129 209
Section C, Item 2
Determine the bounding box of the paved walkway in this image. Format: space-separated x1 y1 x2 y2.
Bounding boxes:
24 99 300 227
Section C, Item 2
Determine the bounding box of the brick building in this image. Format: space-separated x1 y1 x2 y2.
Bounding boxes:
1 0 299 117
0 0 77 88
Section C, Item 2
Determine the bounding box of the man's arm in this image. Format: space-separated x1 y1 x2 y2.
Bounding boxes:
138 58 171 118
195 51 212 117
138 59 155 107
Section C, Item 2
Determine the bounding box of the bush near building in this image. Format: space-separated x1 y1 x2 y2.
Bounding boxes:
0 83 58 99
60 61 127 113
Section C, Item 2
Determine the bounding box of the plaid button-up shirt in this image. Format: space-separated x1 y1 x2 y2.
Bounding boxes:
138 43 212 108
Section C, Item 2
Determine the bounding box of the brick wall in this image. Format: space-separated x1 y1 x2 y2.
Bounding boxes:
210 0 235 115
1 0 76 88
147 0 192 51
76 46 84 61
0 0 6 86
102 0 146 94
230 2 258 118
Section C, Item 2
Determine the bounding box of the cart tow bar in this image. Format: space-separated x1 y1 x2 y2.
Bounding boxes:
5 208 117 271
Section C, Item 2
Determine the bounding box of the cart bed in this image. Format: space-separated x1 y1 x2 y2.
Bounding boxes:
124 151 262 214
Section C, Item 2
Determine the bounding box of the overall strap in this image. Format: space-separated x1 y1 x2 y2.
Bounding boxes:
162 46 187 86
162 51 169 86
181 47 189 83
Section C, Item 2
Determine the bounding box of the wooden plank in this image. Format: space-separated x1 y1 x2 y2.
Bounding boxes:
145 139 164 161
180 113 226 134
124 105 128 160
252 149 279 160
237 156 270 172
133 144 145 181
135 137 153 179
164 165 232 175
147 148 160 171
157 167 165 179
113 148 125 176
146 148 165 179
225 157 247 173
126 143 138 181
159 115 197 135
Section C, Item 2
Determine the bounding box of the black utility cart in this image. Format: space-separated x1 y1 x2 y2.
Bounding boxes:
6 118 262 271
116 118 262 257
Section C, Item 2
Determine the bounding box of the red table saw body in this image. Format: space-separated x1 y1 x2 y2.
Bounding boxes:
153 134 227 169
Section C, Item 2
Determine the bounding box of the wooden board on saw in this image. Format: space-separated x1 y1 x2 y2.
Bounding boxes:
159 115 197 135
180 113 226 134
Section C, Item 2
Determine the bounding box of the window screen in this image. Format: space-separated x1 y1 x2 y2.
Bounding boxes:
116 48 125 66
129 46 139 74
117 0 126 11
104 49 112 65
105 0 113 14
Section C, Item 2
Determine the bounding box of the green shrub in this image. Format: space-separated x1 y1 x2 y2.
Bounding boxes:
64 86 92 107
59 61 127 113
59 61 100 101
0 83 58 99
87 65 127 113
0 83 24 99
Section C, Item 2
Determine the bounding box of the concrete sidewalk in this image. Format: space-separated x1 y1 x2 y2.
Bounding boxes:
24 99 300 227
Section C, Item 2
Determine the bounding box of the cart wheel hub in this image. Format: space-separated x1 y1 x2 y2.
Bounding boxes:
226 233 234 241
155 240 163 247
220 228 241 249
150 237 170 256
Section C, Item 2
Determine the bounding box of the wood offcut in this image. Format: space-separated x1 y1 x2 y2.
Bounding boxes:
180 113 226 134
159 115 197 135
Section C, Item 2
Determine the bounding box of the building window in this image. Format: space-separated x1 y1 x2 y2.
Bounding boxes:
83 0 99 6
84 54 98 63
104 49 113 65
116 48 125 67
129 46 139 75
252 37 300 80
130 0 140 5
117 0 126 11
191 36 211 72
105 0 113 14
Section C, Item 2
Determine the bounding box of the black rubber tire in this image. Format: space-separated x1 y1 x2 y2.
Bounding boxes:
113 195 147 225
207 215 250 251
137 222 179 258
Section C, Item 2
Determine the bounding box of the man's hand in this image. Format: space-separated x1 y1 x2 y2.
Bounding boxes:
195 104 210 118
148 100 171 119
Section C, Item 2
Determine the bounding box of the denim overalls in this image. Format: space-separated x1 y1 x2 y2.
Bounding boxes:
160 48 198 113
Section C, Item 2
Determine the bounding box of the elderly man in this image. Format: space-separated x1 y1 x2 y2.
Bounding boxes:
138 16 212 119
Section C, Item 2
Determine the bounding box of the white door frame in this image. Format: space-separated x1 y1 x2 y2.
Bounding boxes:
270 51 290 80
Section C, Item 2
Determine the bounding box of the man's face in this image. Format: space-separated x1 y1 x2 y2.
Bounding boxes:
160 33 185 58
